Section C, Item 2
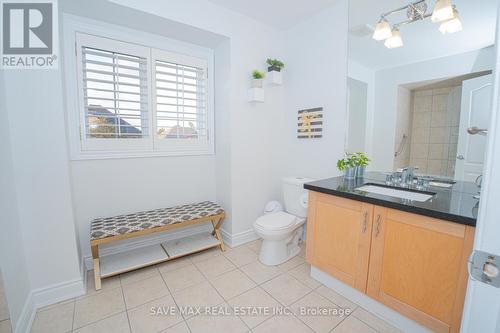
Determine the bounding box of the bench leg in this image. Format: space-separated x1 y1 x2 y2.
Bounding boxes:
211 216 225 252
91 244 102 290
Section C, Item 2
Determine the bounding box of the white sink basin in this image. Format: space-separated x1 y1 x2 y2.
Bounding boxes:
355 185 434 202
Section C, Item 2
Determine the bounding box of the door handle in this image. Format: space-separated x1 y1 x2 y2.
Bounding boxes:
456 154 464 160
362 211 368 233
375 215 381 237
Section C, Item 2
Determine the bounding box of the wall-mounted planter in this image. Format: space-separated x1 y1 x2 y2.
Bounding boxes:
248 88 264 102
251 78 264 88
267 71 282 85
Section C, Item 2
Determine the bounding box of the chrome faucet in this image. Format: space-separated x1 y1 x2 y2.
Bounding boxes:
398 166 419 185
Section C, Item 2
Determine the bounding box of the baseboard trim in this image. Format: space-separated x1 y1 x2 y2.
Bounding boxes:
13 277 85 333
220 228 258 248
31 278 85 309
83 223 212 270
311 266 432 333
13 292 34 333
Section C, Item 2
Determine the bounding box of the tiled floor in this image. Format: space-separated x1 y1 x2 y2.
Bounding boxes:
30 240 402 333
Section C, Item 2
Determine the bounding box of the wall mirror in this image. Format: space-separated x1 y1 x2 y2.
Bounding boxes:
346 0 498 181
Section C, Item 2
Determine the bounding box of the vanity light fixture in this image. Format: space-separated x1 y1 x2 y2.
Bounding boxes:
372 0 462 49
439 8 462 34
384 29 403 49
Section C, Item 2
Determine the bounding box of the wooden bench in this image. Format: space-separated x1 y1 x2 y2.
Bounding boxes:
90 201 225 290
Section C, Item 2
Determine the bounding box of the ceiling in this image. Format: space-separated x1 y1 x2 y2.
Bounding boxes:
206 0 338 29
349 0 499 70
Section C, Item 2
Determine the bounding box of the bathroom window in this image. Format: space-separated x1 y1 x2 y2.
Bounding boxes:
71 32 214 159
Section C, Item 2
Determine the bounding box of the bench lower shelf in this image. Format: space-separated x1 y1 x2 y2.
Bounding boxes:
99 232 222 278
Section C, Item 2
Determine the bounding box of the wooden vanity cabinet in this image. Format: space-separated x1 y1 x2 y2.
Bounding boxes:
306 192 475 333
306 191 374 292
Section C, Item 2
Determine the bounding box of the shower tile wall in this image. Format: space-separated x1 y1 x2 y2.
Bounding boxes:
409 86 461 178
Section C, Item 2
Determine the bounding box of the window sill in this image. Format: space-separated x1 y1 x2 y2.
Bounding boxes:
70 149 215 161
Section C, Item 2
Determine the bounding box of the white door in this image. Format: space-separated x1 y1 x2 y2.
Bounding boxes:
455 75 492 182
460 14 500 331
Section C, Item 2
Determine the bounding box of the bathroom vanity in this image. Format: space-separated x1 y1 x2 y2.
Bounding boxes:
304 172 478 333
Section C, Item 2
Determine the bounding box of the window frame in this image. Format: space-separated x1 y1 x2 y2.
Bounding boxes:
151 48 211 153
63 15 215 160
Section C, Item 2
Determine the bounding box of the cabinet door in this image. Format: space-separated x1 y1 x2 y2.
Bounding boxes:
367 207 475 333
306 192 373 292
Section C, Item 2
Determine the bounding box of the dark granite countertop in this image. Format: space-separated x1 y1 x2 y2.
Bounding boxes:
304 172 479 226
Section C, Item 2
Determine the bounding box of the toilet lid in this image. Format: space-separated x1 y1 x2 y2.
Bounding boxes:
255 212 297 230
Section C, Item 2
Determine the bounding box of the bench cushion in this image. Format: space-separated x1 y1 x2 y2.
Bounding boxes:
90 201 224 241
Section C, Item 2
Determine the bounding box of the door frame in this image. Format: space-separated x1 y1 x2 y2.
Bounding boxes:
460 5 500 332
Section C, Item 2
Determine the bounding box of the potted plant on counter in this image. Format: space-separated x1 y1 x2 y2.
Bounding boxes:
266 58 285 72
353 152 370 178
251 70 265 88
337 153 357 179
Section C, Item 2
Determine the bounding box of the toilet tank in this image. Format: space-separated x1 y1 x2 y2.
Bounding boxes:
283 177 314 218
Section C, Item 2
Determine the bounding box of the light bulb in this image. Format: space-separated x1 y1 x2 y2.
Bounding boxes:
432 0 454 23
373 18 392 41
384 29 403 49
439 8 462 34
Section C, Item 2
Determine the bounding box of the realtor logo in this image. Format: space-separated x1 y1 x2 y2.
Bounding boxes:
1 0 58 69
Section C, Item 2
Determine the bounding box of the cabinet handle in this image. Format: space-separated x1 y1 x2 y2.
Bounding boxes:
362 211 368 233
375 215 381 237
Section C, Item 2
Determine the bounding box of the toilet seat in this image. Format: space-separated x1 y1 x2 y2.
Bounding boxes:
254 211 297 231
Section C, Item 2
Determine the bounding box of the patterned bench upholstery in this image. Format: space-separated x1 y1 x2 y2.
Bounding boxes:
90 201 225 241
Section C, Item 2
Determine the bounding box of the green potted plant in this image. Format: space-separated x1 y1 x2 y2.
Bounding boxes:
353 152 370 178
266 58 285 72
251 70 265 88
337 153 357 179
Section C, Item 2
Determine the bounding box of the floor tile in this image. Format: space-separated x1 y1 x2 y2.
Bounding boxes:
122 275 169 309
161 265 206 293
159 321 190 333
127 295 182 333
210 269 256 300
261 274 311 306
120 266 160 286
245 239 262 253
332 315 377 333
171 281 224 318
0 320 11 333
186 304 248 333
194 255 236 279
290 291 348 333
189 247 222 263
227 287 281 328
73 312 130 333
315 286 357 310
223 246 258 267
31 299 74 333
353 307 402 333
74 287 125 329
240 261 282 284
298 242 307 258
288 264 321 289
253 315 313 333
157 256 193 274
85 270 121 297
278 255 305 271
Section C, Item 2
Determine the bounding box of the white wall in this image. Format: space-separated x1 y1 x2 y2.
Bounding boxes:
348 60 375 161
3 69 82 293
0 75 32 333
283 1 349 180
371 47 495 171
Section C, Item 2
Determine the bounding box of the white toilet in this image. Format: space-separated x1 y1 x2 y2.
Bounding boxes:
253 177 312 266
